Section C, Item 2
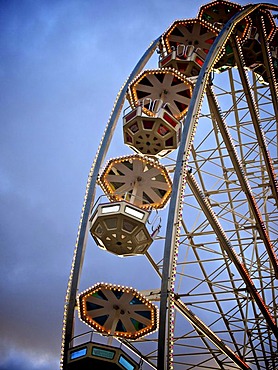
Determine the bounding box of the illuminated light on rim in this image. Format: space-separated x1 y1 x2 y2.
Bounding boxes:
161 18 219 56
127 68 193 121
98 154 172 209
197 0 251 41
77 283 158 340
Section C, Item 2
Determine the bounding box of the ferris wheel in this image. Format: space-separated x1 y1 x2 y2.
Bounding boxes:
61 1 278 369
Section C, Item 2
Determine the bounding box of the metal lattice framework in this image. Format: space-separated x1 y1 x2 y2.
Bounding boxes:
61 2 278 370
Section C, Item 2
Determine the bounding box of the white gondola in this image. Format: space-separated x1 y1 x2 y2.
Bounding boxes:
90 201 154 256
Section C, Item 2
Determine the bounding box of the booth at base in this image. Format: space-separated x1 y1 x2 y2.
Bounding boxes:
68 341 139 370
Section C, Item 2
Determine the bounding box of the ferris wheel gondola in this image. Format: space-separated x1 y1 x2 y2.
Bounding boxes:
98 154 172 209
198 0 250 40
78 283 158 340
127 68 193 120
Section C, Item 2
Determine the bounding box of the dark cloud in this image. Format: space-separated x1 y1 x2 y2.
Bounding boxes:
0 346 58 370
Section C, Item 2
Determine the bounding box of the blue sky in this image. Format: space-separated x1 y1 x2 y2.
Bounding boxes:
0 0 268 369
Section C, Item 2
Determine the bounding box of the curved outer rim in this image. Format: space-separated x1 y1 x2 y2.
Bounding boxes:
61 3 278 370
60 37 161 369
